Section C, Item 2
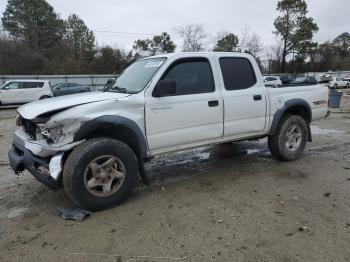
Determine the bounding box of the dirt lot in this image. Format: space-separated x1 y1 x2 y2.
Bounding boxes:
0 92 350 262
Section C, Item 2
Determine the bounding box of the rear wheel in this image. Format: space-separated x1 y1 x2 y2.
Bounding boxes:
268 115 308 161
63 138 138 211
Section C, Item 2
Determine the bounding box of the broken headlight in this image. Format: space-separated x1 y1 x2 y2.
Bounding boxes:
39 125 64 144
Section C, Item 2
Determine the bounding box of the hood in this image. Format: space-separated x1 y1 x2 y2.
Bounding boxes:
18 91 130 120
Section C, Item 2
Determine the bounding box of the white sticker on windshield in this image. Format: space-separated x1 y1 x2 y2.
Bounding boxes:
145 60 164 68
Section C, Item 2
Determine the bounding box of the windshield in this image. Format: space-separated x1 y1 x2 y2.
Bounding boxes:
104 57 166 94
294 77 306 82
52 83 62 89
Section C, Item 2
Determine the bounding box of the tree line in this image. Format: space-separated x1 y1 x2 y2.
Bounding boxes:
0 0 349 75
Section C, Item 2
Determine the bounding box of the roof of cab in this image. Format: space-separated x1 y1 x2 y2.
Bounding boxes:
147 52 253 59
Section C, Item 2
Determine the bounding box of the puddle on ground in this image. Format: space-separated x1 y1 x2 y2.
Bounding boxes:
311 126 345 135
246 149 263 155
147 140 270 178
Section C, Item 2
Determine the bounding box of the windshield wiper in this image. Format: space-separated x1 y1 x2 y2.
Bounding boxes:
104 85 139 94
106 86 128 93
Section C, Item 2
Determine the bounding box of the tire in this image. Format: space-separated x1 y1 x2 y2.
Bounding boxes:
268 114 308 161
63 138 138 211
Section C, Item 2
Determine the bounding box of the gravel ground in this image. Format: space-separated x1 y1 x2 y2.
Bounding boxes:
0 92 349 262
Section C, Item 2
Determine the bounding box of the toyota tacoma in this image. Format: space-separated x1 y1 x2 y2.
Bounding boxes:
8 52 329 211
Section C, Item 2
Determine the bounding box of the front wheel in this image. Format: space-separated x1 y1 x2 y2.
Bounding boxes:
268 115 308 161
63 138 138 211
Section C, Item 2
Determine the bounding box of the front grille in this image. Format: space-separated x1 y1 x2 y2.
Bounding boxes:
19 115 37 140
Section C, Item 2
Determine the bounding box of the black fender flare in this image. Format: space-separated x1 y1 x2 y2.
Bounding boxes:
73 115 151 185
74 115 148 159
269 99 312 142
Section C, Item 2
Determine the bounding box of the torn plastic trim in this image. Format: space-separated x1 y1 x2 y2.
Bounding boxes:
24 138 82 158
49 153 64 181
14 128 83 158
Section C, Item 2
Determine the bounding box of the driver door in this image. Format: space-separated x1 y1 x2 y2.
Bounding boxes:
0 82 25 104
145 57 224 153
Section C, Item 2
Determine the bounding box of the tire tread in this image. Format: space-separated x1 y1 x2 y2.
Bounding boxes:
63 138 138 210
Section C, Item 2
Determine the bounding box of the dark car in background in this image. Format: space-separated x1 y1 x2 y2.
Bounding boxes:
279 75 294 85
290 76 317 86
52 83 91 97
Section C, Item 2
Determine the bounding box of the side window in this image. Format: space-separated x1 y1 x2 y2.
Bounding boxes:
6 82 21 89
23 82 44 89
161 58 215 96
219 57 257 90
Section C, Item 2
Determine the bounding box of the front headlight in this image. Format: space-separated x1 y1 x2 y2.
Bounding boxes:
39 125 65 144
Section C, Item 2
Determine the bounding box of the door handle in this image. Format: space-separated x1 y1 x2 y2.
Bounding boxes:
253 95 262 101
208 100 219 107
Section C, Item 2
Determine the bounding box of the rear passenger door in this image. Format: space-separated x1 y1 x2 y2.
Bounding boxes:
145 57 224 153
218 56 267 137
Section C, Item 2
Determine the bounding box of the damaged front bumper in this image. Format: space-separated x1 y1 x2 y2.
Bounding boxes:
8 129 81 190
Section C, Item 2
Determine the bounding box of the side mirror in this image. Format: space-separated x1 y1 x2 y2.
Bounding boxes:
106 78 114 84
153 79 176 97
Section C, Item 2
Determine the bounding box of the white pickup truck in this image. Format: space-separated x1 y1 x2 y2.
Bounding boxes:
8 52 329 211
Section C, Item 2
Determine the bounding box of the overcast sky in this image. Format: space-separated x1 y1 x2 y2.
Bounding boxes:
1 0 349 58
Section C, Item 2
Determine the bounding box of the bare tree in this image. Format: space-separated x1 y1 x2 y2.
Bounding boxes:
245 33 263 57
265 42 284 74
239 26 250 52
240 27 263 57
178 24 207 52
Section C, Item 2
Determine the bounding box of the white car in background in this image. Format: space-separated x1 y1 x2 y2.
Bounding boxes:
263 76 282 87
0 80 52 105
328 77 349 89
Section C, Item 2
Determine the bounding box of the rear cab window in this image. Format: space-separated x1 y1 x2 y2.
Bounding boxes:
219 57 257 90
